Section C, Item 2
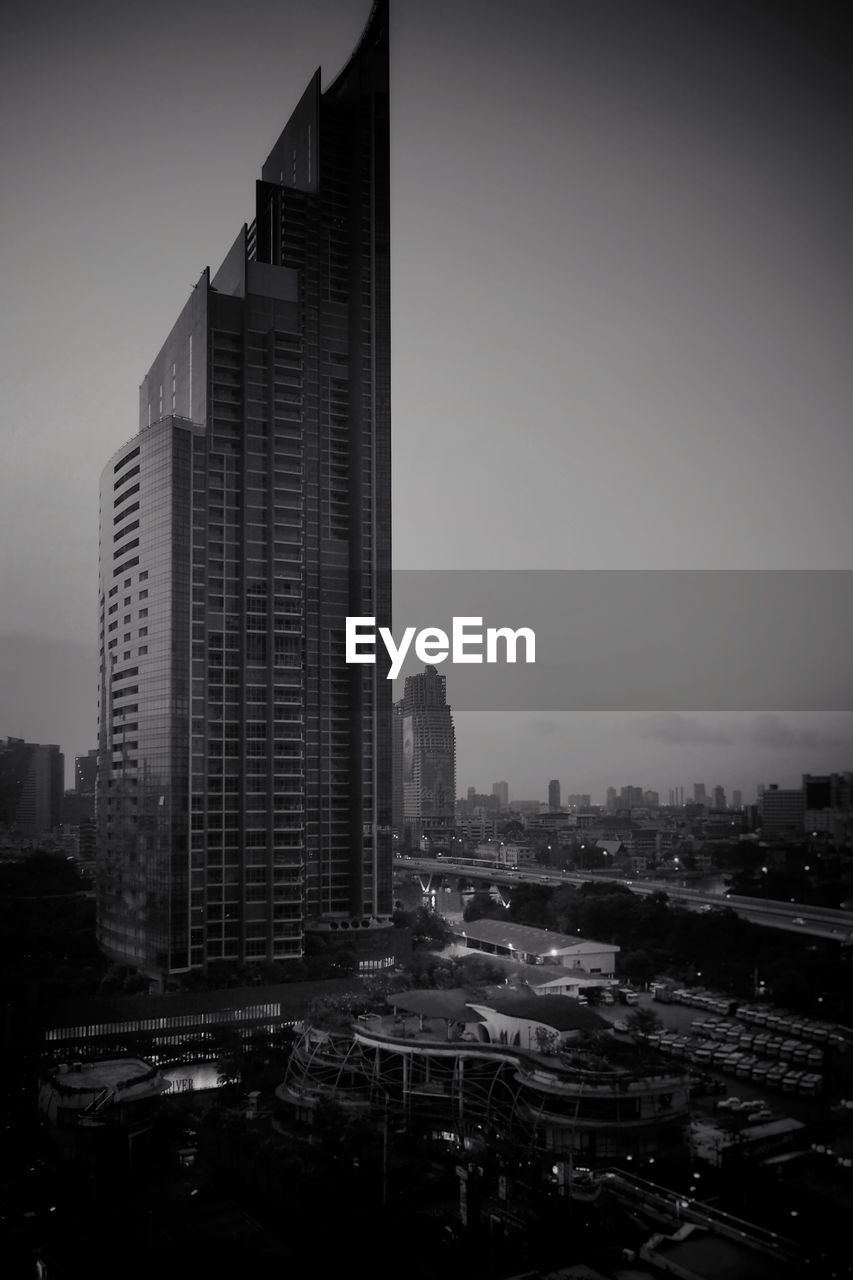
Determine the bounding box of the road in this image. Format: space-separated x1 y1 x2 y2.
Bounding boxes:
398 857 853 942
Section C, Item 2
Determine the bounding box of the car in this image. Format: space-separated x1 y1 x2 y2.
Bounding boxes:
792 917 806 925
613 1020 629 1033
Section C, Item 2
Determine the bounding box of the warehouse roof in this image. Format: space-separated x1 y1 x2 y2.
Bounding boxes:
457 918 616 955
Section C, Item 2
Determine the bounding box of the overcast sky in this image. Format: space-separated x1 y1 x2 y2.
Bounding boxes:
1 0 852 793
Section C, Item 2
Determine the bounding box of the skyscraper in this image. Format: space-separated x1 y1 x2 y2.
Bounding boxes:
492 781 509 813
548 779 561 811
402 667 456 849
391 700 404 840
96 2 392 983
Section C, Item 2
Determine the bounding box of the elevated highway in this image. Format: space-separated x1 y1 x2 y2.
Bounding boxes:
396 856 853 943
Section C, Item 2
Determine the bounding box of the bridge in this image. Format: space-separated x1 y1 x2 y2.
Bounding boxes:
396 856 853 942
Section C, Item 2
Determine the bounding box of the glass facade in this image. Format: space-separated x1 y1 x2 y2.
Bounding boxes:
97 1 392 982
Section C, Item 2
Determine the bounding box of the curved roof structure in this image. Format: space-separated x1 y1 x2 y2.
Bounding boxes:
481 993 609 1033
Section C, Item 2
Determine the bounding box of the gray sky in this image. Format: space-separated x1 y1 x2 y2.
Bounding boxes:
1 0 852 791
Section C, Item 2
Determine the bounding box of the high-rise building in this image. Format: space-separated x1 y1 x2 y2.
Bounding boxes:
96 3 392 982
802 772 853 839
803 772 853 812
548 779 561 811
693 783 707 805
391 701 404 840
644 790 660 809
732 789 743 810
402 666 456 848
0 738 64 835
492 781 509 812
605 786 617 813
759 784 805 839
566 793 591 810
712 785 726 810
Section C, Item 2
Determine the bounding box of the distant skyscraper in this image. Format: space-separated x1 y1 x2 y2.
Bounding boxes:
548 779 561 811
732 789 743 810
693 783 707 805
605 786 617 813
391 701 404 839
492 781 509 812
0 737 63 835
712 785 726 810
96 3 392 982
644 790 660 809
402 667 456 847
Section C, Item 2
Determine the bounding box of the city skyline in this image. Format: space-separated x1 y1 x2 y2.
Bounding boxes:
2 0 853 792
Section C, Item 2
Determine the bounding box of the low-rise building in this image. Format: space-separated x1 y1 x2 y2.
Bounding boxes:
30 978 364 1065
38 1057 166 1166
472 841 536 868
451 919 619 977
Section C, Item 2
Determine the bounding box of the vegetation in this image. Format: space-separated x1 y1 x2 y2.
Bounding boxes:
0 852 106 1007
461 876 853 1021
626 1006 663 1037
392 902 452 948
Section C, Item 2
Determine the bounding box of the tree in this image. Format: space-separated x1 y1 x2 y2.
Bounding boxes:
626 1006 662 1037
619 948 657 987
410 905 452 948
534 1026 560 1055
463 890 500 923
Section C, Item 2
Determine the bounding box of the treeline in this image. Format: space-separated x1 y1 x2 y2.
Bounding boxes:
467 880 852 1021
0 853 105 1007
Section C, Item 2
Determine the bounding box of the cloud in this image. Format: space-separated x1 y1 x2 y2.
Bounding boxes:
635 711 852 752
744 713 821 750
635 714 732 746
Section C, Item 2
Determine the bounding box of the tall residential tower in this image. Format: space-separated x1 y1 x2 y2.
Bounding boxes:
401 666 456 850
96 2 392 982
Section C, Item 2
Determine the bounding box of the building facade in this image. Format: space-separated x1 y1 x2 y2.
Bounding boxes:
0 737 64 836
401 665 456 849
96 2 392 982
759 784 805 839
279 990 689 1162
492 781 509 812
